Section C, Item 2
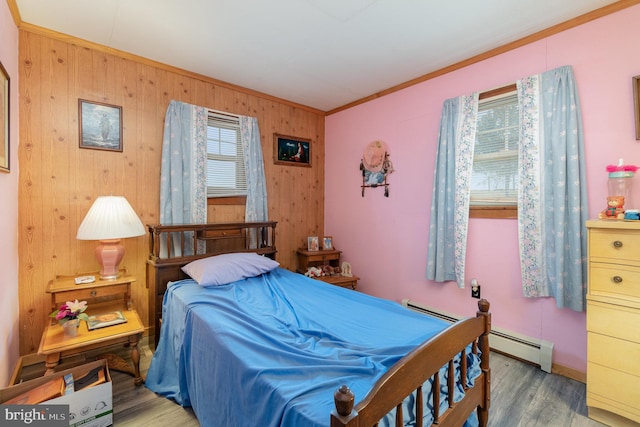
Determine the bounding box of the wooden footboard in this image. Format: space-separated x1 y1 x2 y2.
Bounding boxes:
331 299 491 427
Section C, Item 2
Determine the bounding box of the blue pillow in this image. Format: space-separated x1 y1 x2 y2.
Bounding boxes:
181 252 280 287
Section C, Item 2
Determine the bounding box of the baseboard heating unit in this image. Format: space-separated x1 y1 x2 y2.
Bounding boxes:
402 299 553 373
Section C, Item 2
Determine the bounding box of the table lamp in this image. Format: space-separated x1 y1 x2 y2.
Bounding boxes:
76 196 145 279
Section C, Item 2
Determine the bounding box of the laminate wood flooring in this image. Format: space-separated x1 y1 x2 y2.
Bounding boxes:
110 346 605 426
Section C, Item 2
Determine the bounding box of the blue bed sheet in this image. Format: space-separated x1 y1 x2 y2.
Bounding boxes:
145 267 480 427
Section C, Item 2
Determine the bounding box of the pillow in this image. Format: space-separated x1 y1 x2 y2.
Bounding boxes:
181 252 280 287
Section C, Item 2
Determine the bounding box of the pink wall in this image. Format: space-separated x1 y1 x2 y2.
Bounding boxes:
0 1 19 387
325 5 640 373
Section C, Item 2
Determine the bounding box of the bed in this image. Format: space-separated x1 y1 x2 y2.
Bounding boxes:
145 222 491 427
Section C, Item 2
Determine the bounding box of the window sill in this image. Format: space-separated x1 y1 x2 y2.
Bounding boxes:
207 196 246 206
469 206 517 219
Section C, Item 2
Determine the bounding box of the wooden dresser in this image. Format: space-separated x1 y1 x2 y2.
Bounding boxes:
585 220 640 426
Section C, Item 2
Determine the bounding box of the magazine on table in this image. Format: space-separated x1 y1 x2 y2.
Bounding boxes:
87 310 127 330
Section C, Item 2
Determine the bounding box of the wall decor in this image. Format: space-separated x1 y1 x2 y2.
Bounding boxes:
360 140 394 197
79 99 123 152
634 75 640 140
274 133 311 167
0 60 9 172
307 236 319 251
323 236 333 250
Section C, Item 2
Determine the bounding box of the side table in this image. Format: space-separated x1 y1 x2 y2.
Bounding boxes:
40 272 145 385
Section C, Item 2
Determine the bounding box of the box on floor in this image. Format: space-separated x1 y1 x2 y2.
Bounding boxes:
0 359 112 427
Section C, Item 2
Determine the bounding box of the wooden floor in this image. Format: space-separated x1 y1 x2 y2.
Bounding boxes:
106 345 606 426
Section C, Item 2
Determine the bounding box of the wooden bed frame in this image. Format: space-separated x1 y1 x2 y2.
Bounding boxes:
146 222 491 427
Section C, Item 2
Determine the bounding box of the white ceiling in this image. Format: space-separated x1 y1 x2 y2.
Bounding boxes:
15 0 619 112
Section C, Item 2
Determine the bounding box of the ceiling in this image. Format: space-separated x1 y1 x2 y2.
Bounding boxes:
14 0 621 112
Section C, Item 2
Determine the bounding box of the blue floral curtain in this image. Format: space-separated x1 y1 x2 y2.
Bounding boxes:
426 94 479 288
160 100 207 257
159 103 269 255
427 65 588 311
517 65 588 311
240 116 269 248
240 116 268 223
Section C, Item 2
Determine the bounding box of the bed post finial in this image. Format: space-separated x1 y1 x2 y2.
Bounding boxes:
331 385 358 426
334 385 354 416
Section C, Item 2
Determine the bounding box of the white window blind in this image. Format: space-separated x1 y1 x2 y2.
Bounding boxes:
471 92 519 206
206 113 247 198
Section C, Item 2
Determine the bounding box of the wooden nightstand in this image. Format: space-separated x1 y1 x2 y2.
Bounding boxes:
296 248 359 290
39 272 145 386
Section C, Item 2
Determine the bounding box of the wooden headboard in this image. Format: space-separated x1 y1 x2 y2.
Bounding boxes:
146 221 277 348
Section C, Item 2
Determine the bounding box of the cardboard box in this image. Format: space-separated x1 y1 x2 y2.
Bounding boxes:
1 359 112 427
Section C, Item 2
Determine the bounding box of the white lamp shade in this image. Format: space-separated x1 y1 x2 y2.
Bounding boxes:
77 196 145 240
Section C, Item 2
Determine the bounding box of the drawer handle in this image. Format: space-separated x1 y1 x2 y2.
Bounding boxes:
612 275 623 284
90 290 97 297
613 240 623 248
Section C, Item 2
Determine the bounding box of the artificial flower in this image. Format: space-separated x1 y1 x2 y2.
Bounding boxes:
50 299 89 324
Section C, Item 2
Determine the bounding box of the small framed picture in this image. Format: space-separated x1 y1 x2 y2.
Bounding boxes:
274 133 311 167
307 236 319 251
79 99 123 152
323 236 333 250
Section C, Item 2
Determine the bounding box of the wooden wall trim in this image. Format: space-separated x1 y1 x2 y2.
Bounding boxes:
327 0 640 115
5 0 21 27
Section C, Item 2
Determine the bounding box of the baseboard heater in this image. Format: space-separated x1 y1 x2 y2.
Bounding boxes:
402 299 553 373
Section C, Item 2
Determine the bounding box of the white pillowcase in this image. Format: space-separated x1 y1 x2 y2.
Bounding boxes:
181 252 280 287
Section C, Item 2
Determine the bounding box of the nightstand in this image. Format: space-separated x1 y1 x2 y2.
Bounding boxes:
39 272 145 386
296 248 359 290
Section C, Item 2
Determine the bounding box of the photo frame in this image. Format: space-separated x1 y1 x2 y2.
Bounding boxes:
274 133 311 167
307 236 319 251
79 99 123 152
634 75 640 140
0 60 9 173
323 236 333 250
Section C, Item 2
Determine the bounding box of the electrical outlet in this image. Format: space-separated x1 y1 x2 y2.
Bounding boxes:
471 285 481 299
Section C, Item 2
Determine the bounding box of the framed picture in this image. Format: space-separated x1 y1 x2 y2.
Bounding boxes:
634 75 640 140
79 99 123 152
274 133 311 167
0 60 9 173
323 236 333 250
307 236 319 251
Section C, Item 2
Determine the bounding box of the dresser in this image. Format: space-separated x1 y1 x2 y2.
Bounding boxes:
585 220 640 426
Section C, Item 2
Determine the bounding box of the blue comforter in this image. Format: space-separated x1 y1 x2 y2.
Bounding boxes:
145 268 480 426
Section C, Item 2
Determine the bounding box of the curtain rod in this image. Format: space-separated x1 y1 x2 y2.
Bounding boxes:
479 83 517 100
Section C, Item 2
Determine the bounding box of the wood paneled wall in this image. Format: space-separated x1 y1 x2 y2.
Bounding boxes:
17 29 325 355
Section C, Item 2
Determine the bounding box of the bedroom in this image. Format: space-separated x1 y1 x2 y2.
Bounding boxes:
1 0 640 425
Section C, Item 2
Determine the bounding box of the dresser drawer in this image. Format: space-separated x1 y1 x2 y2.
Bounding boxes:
51 284 130 307
589 228 640 264
587 362 640 418
587 301 640 343
589 263 640 300
588 332 640 377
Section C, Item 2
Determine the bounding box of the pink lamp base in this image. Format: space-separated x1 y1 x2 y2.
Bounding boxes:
96 239 125 279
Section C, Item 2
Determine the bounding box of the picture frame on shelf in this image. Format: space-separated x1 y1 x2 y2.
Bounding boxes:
274 133 311 167
323 236 333 250
79 99 123 152
0 60 9 173
307 236 319 251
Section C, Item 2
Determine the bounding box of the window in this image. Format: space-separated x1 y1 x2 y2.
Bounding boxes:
470 89 519 218
206 113 246 198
